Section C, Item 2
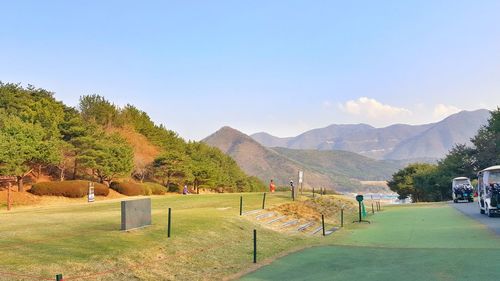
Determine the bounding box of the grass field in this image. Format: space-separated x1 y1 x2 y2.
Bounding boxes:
0 192 342 281
241 203 500 281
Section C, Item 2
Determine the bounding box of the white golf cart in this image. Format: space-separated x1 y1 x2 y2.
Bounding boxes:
451 177 474 203
477 165 500 217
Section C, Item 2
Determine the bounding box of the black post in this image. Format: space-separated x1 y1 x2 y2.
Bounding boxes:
262 193 266 209
341 208 344 227
358 201 362 222
253 229 257 263
312 187 315 198
56 274 63 281
240 196 243 216
168 208 172 238
371 203 374 214
322 214 325 236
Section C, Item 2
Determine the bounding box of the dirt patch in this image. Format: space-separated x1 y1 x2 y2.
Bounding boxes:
0 189 41 206
270 196 357 224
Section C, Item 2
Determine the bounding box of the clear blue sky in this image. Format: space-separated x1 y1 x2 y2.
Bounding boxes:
1 0 499 140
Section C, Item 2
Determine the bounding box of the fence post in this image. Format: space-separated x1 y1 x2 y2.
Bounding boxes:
372 203 374 214
312 187 315 198
262 193 266 209
56 274 63 281
322 214 325 236
253 229 257 263
7 182 12 211
168 208 172 238
341 208 344 227
240 196 243 216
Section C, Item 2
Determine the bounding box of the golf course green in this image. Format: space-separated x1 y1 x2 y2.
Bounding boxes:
241 203 500 281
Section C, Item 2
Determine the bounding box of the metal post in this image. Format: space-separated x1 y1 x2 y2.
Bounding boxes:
372 203 374 214
312 187 315 198
240 196 243 215
358 201 362 222
341 208 344 227
7 182 12 211
253 229 257 263
262 193 266 209
322 214 325 236
167 208 172 238
56 274 63 281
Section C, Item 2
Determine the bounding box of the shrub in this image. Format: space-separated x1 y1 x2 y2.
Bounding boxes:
110 182 144 196
30 180 109 198
143 182 167 195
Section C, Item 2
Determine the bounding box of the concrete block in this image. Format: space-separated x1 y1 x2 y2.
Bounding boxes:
121 198 152 231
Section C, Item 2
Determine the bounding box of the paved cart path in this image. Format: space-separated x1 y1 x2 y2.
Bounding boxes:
240 204 500 281
451 201 500 235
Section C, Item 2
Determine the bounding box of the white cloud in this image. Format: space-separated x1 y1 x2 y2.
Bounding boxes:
339 97 412 118
433 104 461 119
322 100 333 109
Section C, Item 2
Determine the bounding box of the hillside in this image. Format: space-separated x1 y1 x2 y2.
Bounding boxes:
251 109 490 160
271 147 401 181
203 126 340 190
203 127 401 192
0 83 263 193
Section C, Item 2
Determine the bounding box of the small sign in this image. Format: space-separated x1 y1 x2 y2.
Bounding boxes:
356 194 364 202
298 171 303 184
88 182 95 203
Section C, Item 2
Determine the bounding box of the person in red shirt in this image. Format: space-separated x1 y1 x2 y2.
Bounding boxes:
269 179 276 193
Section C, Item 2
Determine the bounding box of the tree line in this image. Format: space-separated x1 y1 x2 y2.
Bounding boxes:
388 108 500 202
0 83 264 192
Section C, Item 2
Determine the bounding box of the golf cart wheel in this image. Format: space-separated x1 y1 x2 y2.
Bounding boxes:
486 207 494 217
453 199 458 203
480 209 485 214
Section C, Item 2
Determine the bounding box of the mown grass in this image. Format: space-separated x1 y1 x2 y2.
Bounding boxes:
0 192 340 280
241 203 500 281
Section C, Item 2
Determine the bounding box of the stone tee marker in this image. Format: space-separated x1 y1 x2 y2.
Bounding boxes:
121 198 152 231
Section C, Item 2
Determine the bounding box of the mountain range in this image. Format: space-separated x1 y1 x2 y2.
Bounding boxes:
203 126 402 192
203 109 491 192
251 109 490 160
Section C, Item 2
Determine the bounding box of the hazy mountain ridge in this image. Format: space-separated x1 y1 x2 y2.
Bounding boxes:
251 109 490 160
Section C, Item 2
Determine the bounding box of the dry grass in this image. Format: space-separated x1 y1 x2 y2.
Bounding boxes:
0 192 339 281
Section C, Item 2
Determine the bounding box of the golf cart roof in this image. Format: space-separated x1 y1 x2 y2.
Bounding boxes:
479 165 500 173
453 177 469 180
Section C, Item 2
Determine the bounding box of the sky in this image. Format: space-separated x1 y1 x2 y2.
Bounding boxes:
1 0 500 140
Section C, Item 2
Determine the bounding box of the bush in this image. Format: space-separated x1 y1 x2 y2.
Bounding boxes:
110 182 144 196
143 182 167 195
31 180 109 198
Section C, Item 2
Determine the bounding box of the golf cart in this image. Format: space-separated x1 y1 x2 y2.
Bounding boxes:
477 165 500 217
451 177 474 203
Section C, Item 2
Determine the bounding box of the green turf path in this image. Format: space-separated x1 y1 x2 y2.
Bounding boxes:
241 204 500 281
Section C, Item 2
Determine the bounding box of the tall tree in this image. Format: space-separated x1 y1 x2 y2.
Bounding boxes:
78 134 134 185
471 108 500 169
152 150 190 189
0 114 45 191
79 94 118 128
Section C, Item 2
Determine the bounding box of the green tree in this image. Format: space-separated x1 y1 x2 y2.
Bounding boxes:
471 108 500 169
152 150 190 189
0 114 45 191
79 94 118 127
78 134 134 185
388 163 435 202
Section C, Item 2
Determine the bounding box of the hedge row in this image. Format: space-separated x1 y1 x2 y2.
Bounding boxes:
31 180 109 198
110 182 167 196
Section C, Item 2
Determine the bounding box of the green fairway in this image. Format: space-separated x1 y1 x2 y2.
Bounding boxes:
241 204 500 281
0 193 330 281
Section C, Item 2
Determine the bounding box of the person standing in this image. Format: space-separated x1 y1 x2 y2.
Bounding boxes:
183 185 189 195
269 179 276 193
